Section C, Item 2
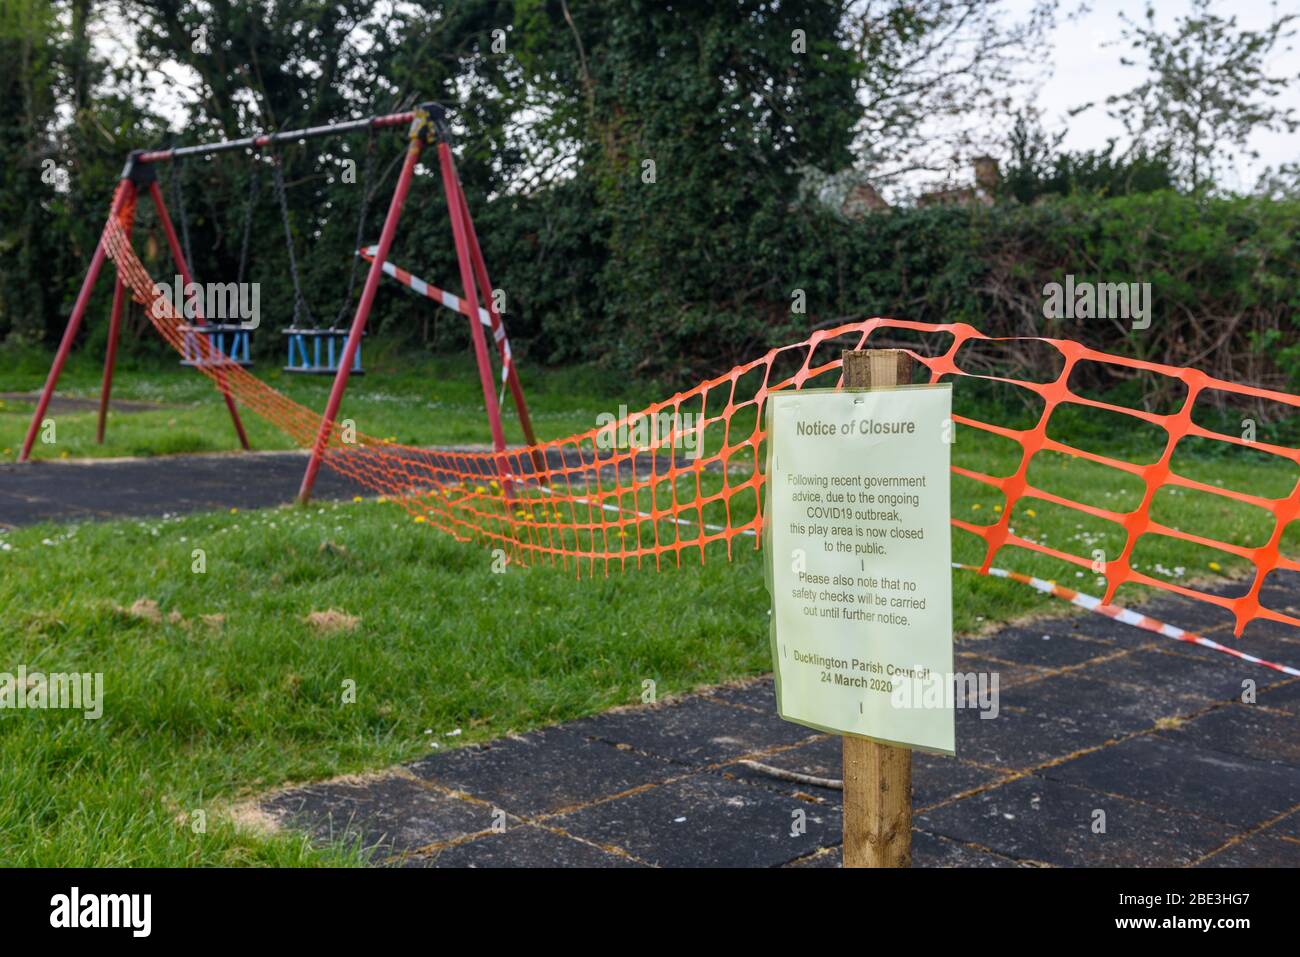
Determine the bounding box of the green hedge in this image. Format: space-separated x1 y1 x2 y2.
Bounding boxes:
541 190 1299 393
7 180 1298 398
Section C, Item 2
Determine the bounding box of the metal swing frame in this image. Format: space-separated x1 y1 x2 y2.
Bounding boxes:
19 103 543 505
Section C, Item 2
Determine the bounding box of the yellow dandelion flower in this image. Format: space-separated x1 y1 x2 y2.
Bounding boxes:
229 507 238 514
971 503 982 511
993 504 1003 513
413 515 426 524
1209 561 1221 571
352 496 363 503
1026 508 1037 518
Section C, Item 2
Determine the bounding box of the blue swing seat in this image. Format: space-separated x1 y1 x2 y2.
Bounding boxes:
178 323 255 368
283 327 365 375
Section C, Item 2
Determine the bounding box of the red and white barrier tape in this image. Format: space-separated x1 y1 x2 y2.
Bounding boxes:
358 245 511 384
955 563 1300 678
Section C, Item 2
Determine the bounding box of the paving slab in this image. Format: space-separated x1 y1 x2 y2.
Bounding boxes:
917 775 1240 867
788 830 1022 868
261 774 493 856
1194 832 1300 867
719 734 1008 809
1158 632 1300 678
1267 810 1300 841
1055 613 1155 644
401 824 646 868
1139 595 1243 636
1039 734 1300 830
969 626 1126 669
1238 617 1300 641
700 677 776 713
570 694 817 767
952 649 1052 689
1157 703 1300 769
907 828 1027 868
1081 646 1274 704
550 771 839 868
1257 678 1300 715
406 725 680 818
953 673 1174 770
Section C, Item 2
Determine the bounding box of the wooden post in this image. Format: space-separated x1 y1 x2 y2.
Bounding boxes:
841 347 914 868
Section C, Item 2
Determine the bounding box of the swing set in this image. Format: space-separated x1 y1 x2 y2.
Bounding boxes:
19 103 542 503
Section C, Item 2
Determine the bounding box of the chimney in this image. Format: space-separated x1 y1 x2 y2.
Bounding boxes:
973 156 999 194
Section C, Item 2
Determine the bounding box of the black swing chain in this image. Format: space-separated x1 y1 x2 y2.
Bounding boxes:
236 160 261 287
334 131 379 329
271 150 314 330
169 157 195 275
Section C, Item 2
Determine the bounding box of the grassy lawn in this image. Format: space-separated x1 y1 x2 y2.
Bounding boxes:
1 343 1296 865
0 342 629 460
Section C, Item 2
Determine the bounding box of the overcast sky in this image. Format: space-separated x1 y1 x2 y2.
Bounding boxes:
1011 0 1300 190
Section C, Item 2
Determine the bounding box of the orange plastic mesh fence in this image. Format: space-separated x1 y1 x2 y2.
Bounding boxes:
101 188 1300 636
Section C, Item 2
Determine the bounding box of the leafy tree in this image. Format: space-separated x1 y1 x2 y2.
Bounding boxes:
998 109 1174 203
844 0 1059 193
510 0 863 376
1255 161 1300 200
0 0 162 345
0 0 60 343
1105 0 1299 192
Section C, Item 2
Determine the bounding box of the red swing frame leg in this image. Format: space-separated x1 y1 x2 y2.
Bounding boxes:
297 124 425 504
148 180 251 450
19 180 135 462
450 165 548 485
97 198 138 444
438 140 513 494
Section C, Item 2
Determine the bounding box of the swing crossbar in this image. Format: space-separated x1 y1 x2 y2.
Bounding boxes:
135 110 418 165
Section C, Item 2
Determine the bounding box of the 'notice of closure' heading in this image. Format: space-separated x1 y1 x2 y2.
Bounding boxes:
796 418 916 437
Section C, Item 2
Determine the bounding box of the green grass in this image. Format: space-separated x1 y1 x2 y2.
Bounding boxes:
0 501 777 865
0 342 634 460
1 343 1296 865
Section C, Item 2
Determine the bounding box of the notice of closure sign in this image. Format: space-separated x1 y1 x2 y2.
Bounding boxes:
766 384 955 754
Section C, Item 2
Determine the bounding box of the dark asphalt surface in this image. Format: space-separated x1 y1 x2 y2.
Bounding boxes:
260 585 1300 867
0 446 701 528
